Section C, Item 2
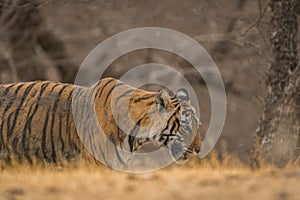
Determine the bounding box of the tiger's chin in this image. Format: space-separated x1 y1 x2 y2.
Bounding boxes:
173 154 190 164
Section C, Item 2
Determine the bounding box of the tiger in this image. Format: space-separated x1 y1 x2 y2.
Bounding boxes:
0 77 201 168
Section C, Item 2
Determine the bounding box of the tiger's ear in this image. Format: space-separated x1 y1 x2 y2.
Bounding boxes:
176 88 189 102
156 89 171 109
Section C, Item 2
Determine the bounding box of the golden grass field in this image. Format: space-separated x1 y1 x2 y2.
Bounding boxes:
0 157 300 200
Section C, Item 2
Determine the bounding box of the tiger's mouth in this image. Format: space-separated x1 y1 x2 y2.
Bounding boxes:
169 140 193 164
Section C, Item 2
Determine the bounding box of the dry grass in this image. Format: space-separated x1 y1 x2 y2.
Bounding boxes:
0 154 300 200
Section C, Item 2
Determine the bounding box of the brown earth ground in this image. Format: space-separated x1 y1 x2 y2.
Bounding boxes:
0 163 300 200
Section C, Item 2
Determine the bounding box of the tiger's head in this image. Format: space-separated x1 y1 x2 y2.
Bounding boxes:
152 88 202 163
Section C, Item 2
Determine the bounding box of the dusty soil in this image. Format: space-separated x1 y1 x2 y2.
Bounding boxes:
0 165 299 200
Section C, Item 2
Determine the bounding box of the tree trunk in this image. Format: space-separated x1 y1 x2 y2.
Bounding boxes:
251 0 300 168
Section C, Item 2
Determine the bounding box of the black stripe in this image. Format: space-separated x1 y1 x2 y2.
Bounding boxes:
95 78 115 99
128 135 135 153
169 120 178 135
42 108 51 162
2 83 25 116
22 82 50 162
8 82 36 139
13 83 26 94
50 84 70 163
130 119 141 136
128 120 141 152
165 111 180 136
0 83 17 107
92 80 103 94
158 112 179 144
41 83 61 162
0 121 3 153
103 82 124 105
173 102 180 107
24 89 38 108
8 82 36 163
146 101 155 106
134 95 154 103
175 118 180 128
115 89 134 102
133 94 155 102
50 83 60 92
58 113 64 160
12 136 22 161
6 113 14 141
0 83 17 94
6 112 14 163
27 82 53 159
163 136 169 146
117 126 122 146
24 89 39 120
165 111 177 129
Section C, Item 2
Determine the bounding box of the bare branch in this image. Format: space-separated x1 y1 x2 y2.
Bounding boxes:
241 0 271 37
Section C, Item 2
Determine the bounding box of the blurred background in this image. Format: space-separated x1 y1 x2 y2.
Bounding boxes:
0 0 298 165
